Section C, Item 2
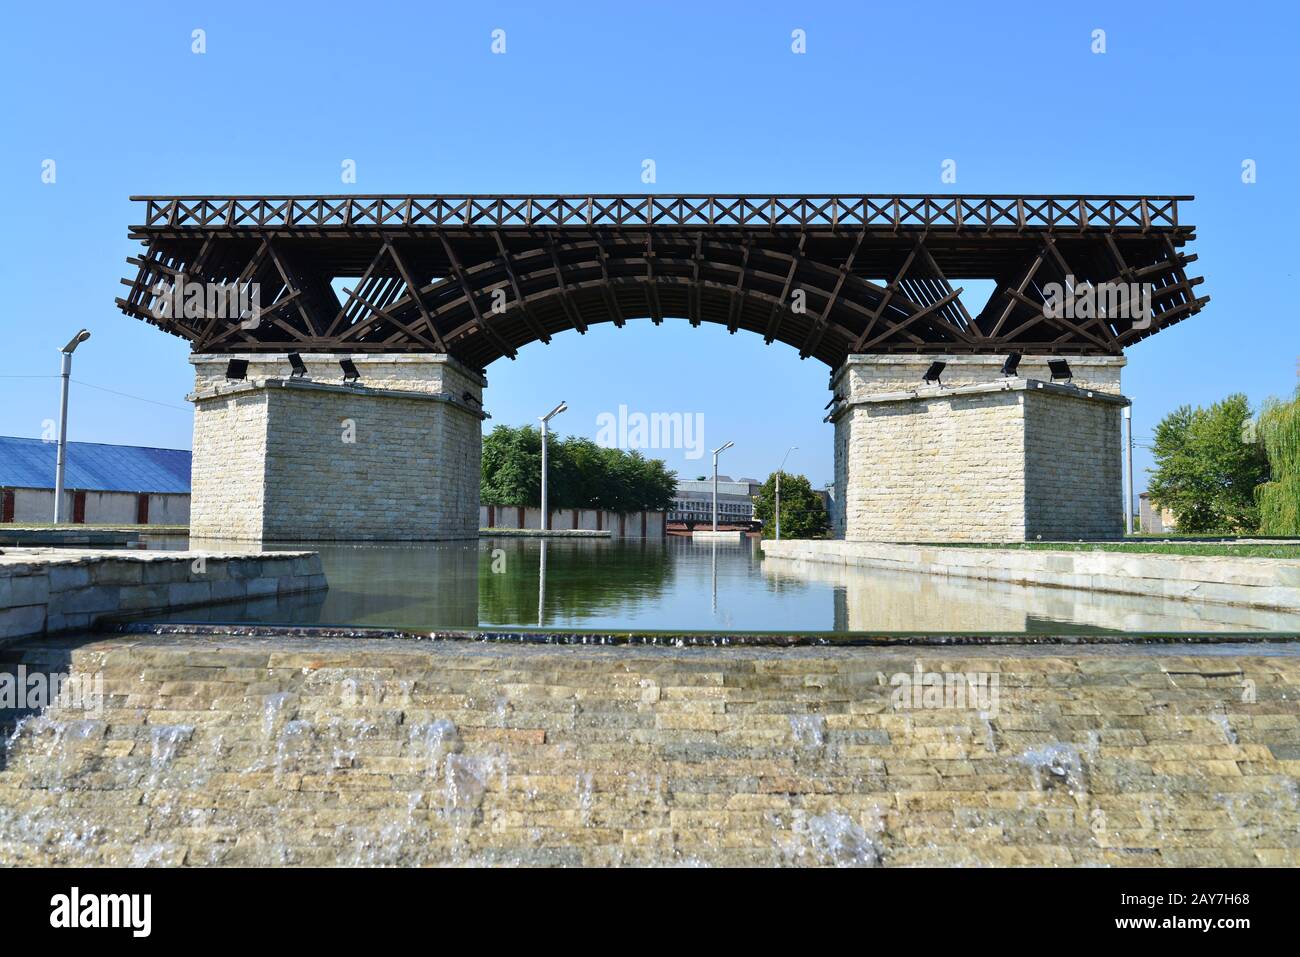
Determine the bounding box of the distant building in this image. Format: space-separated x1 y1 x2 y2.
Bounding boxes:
0 436 191 525
669 475 761 525
1138 492 1177 534
819 484 835 530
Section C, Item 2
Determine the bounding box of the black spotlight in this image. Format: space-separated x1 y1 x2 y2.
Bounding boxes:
922 361 946 385
461 390 482 407
1000 353 1022 377
1048 359 1073 382
225 358 248 381
340 358 361 384
288 352 308 378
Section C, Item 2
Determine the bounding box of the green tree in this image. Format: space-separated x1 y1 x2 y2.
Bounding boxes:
480 424 541 506
1147 394 1269 534
1256 388 1300 535
481 424 677 511
753 472 828 539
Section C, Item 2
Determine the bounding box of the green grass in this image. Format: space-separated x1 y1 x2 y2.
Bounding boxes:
954 541 1300 559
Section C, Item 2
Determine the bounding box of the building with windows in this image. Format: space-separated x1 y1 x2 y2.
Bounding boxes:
669 476 761 527
0 436 191 525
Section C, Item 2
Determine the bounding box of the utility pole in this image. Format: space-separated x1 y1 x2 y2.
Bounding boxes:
53 329 91 523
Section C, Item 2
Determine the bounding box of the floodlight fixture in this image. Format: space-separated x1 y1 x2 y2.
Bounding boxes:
1000 353 1021 377
340 358 361 383
288 353 308 378
225 358 249 381
923 361 946 385
1048 359 1073 382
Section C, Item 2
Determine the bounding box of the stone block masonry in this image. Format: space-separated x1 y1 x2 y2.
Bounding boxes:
832 355 1126 542
763 539 1300 613
189 354 485 542
0 549 326 643
1 635 1297 867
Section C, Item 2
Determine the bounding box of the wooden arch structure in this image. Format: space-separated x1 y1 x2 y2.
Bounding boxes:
117 194 1208 370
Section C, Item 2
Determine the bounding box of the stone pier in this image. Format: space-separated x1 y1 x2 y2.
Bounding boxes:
831 355 1127 542
188 354 485 542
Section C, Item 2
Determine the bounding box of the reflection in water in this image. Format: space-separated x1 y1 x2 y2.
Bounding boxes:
762 556 1300 634
137 537 1300 635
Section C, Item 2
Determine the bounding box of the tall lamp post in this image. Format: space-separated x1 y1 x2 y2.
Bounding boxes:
774 445 798 540
538 401 567 531
53 329 91 523
711 441 734 531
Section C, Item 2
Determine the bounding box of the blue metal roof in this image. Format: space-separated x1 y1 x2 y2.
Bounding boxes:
0 436 191 494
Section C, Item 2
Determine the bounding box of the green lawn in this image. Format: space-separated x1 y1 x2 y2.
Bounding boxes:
954 541 1300 559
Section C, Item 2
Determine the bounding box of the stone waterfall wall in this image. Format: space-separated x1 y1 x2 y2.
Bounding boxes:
831 356 1126 542
2 634 1298 867
188 354 484 542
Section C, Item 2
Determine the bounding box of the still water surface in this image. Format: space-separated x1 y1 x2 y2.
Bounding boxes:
138 537 1300 636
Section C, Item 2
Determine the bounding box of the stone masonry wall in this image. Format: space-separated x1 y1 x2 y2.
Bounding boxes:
189 355 484 542
1024 390 1124 540
259 387 480 541
837 392 1028 542
0 551 325 643
190 391 271 542
2 635 1298 867
832 355 1126 543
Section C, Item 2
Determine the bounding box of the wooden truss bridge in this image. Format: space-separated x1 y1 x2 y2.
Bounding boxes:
117 194 1208 370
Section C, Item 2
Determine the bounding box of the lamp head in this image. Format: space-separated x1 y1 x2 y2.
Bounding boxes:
541 400 568 422
713 441 734 456
61 329 91 354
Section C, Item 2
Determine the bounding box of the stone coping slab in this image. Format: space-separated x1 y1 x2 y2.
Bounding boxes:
832 377 1130 416
762 540 1300 611
110 621 1300 647
188 377 489 420
0 549 326 643
190 350 487 384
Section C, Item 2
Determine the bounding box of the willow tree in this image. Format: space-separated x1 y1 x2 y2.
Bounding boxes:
1256 389 1300 535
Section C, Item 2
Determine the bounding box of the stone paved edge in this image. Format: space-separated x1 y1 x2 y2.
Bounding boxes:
0 550 327 644
762 540 1300 611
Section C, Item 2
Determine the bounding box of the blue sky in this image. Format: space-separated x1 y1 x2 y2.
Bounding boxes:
1 0 1295 490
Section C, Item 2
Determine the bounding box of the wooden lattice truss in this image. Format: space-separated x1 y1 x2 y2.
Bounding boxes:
117 194 1208 370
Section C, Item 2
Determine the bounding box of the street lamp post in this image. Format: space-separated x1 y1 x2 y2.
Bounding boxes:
538 401 567 531
711 441 734 532
775 445 798 541
53 329 91 523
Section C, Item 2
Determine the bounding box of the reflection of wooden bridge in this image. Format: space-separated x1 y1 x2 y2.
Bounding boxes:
667 519 762 536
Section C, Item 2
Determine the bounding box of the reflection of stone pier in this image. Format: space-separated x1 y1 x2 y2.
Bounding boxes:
762 554 1300 633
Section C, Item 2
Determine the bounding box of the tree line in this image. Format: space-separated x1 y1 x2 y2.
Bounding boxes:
1149 388 1299 535
481 424 677 512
